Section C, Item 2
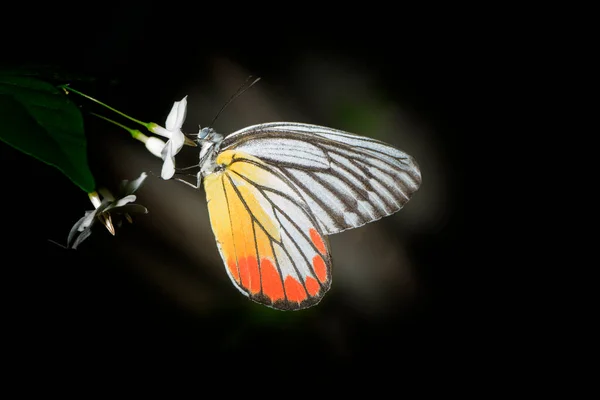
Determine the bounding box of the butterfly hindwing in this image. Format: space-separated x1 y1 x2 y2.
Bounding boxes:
221 122 422 235
203 149 332 310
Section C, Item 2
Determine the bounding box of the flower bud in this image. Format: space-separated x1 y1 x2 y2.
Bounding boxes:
88 191 102 209
144 136 167 158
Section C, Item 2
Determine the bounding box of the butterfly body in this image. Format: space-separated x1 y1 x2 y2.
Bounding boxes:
195 122 421 311
197 128 224 179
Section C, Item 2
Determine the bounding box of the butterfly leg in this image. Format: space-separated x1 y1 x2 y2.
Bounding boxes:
174 177 200 189
175 164 200 172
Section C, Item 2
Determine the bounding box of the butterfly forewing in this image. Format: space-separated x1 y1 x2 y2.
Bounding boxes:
203 149 332 310
221 122 421 235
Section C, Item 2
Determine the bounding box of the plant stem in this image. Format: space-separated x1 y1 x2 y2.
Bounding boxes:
62 86 150 129
90 112 143 140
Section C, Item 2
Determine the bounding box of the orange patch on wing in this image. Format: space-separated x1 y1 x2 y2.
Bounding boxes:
238 256 260 294
260 259 284 301
227 259 240 283
312 255 328 283
309 228 327 255
305 276 320 296
284 276 307 303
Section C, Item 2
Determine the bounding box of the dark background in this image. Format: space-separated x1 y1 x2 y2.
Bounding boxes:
2 7 465 370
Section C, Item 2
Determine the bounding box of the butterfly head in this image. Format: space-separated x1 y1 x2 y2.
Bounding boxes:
198 127 224 178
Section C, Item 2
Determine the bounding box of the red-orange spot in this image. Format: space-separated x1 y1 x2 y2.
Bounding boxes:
227 259 240 283
247 257 260 294
312 255 327 283
260 259 284 301
305 276 320 296
284 276 307 303
309 228 327 255
238 256 260 294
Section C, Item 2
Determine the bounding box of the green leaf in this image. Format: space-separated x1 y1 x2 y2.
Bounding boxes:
0 75 95 192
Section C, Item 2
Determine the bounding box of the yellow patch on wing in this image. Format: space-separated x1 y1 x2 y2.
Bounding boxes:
204 149 332 310
222 174 260 294
228 173 280 241
204 173 239 283
215 150 262 168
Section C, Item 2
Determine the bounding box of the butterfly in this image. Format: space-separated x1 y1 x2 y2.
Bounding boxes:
192 122 421 311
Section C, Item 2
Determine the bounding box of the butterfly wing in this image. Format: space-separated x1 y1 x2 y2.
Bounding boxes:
203 149 332 310
221 122 422 235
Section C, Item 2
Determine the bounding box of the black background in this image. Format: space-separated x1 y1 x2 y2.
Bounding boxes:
2 6 466 372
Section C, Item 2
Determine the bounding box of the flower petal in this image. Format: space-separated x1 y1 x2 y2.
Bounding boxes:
67 211 95 246
170 129 185 155
165 96 188 131
112 204 149 215
98 187 115 202
149 125 172 139
174 96 187 129
70 227 93 249
165 101 179 131
112 194 137 208
161 157 176 180
120 172 148 196
161 144 176 179
78 210 99 232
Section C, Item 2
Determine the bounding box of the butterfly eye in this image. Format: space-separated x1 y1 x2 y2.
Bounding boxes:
199 127 211 140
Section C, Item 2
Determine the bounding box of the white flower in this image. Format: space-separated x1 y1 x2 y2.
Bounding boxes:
148 96 188 180
66 173 149 249
144 136 167 158
131 131 167 158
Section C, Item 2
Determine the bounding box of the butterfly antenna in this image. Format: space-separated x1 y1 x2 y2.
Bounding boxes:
208 76 261 128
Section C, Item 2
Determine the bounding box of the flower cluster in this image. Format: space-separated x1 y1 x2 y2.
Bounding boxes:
65 93 198 248
67 172 148 249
